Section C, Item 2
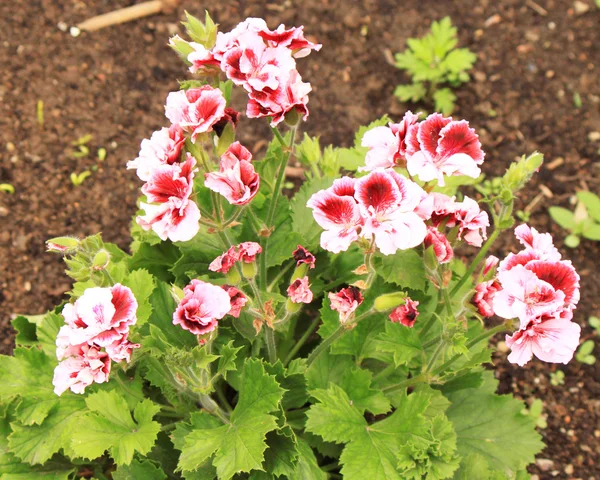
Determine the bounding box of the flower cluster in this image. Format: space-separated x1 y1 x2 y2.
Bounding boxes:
479 225 581 366
361 112 485 186
184 18 320 126
53 285 139 395
308 168 488 256
209 241 262 274
173 279 247 335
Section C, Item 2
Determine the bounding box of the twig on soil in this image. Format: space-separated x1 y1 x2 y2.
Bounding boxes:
525 0 549 16
75 0 180 33
382 48 396 67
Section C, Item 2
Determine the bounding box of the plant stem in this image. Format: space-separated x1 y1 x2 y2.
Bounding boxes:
284 315 321 366
382 373 428 393
198 393 230 424
221 206 245 229
264 327 277 363
270 125 287 147
373 363 397 382
215 382 233 414
260 127 297 289
419 311 438 339
450 228 500 297
425 339 446 372
441 286 454 319
267 260 295 292
306 324 346 367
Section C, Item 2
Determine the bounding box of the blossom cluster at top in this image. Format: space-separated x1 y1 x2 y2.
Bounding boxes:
181 17 320 126
307 167 488 256
474 225 581 366
361 111 485 186
53 284 139 395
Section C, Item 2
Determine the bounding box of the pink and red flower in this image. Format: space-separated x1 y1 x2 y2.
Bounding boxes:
287 276 313 304
173 279 231 335
209 242 263 274
424 227 453 264
53 344 111 396
165 86 227 142
137 156 200 242
453 197 489 247
389 298 420 327
406 113 485 186
505 313 581 366
361 111 420 171
238 242 262 262
258 24 322 57
329 286 364 324
127 125 185 181
205 142 260 206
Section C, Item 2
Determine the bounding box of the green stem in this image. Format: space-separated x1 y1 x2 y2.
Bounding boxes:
442 286 454 319
306 324 346 367
270 125 287 147
198 393 230 424
215 382 233 414
160 422 178 432
450 228 500 297
221 206 245 229
419 311 438 339
425 339 446 372
267 260 295 292
382 373 428 393
264 327 277 363
373 363 397 383
284 315 321 366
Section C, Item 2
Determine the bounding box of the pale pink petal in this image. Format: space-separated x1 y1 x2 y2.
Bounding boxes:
287 276 313 304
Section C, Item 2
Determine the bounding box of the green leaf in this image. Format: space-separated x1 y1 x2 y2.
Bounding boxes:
113 458 167 480
576 190 600 222
291 176 336 249
128 241 180 283
262 429 299 477
71 391 161 465
374 250 426 290
122 269 156 327
170 231 224 283
11 317 37 347
289 437 327 480
452 453 492 479
582 222 600 241
442 48 476 74
548 206 576 230
306 350 354 391
179 359 285 479
374 320 422 367
36 311 63 357
445 372 543 477
433 88 457 116
8 395 86 464
394 83 427 103
338 367 392 415
0 348 58 426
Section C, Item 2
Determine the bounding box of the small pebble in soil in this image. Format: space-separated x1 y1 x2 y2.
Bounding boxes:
588 131 600 142
573 0 590 15
564 464 575 475
57 21 68 32
536 458 554 471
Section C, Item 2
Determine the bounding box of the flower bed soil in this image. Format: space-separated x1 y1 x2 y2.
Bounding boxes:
1 0 599 477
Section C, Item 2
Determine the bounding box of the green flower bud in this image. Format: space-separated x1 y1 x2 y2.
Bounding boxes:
502 152 544 193
216 122 235 156
286 298 302 314
284 108 300 127
91 249 110 271
290 263 308 282
374 292 407 312
46 236 80 253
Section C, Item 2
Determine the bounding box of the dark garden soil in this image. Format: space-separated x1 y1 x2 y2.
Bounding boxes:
1 0 599 477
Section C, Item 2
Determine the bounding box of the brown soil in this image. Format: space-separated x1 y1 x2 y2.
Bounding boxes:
1 0 599 477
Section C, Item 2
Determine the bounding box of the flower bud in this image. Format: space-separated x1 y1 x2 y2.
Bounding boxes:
91 249 110 271
286 298 302 314
284 108 300 126
502 152 544 194
46 236 80 253
374 292 407 312
291 263 309 282
215 122 235 156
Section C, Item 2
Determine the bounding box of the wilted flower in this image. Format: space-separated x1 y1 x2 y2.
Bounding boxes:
209 246 239 274
237 242 262 262
292 245 316 268
165 86 227 142
137 156 201 242
127 125 185 181
205 142 260 206
329 286 363 323
173 280 231 335
287 276 313 304
221 285 248 318
389 298 420 327
406 113 485 186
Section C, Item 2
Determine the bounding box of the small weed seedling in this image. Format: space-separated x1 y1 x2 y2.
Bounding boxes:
70 171 92 187
71 134 93 158
36 100 44 129
549 191 600 247
550 370 565 386
589 315 600 335
393 17 476 115
0 184 15 194
575 340 596 365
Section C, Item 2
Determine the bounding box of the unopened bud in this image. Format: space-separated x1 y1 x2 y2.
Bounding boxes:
46 236 80 253
290 263 308 282
286 298 302 314
91 249 110 271
215 122 235 156
374 292 407 312
284 108 300 126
